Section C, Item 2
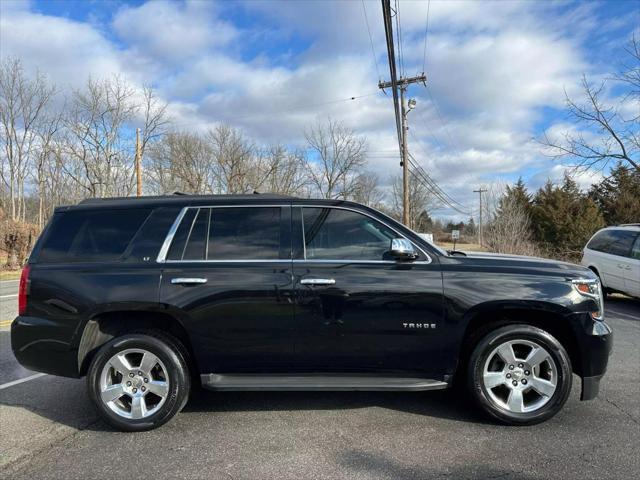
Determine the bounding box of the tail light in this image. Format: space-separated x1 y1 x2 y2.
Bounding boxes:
18 264 30 315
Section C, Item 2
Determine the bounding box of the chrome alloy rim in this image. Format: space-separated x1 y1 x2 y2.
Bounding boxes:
99 349 170 419
482 340 558 414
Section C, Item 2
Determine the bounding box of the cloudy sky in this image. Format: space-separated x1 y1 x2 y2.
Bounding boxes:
1 0 638 218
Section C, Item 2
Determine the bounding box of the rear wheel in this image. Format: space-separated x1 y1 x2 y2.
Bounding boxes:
468 324 572 425
87 332 190 431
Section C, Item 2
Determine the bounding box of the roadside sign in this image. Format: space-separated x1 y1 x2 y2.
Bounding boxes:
451 230 460 240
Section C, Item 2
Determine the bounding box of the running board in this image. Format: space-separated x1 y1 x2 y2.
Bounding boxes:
200 374 449 392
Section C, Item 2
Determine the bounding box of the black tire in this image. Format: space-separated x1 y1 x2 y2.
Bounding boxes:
87 331 191 432
467 324 572 425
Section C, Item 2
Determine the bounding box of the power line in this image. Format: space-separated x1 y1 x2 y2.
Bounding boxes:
426 85 459 151
406 152 471 215
407 129 467 210
421 0 431 74
406 129 469 211
394 0 405 78
361 0 381 81
408 166 467 215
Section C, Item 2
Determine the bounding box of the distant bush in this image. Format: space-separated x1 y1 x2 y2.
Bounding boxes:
1 210 38 269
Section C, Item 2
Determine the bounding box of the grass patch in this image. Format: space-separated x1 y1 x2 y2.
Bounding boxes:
0 270 22 280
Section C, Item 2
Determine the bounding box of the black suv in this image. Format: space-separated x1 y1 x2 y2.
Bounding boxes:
11 194 612 431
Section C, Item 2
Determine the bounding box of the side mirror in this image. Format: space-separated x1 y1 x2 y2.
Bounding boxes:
390 238 418 261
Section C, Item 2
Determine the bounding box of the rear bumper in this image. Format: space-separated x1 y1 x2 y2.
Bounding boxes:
11 316 80 378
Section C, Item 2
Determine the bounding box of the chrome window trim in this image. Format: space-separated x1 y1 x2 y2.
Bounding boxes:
295 204 432 265
157 203 432 265
157 205 285 263
162 259 291 264
157 207 188 262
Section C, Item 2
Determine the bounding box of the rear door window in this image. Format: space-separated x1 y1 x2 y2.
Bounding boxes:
38 209 151 263
167 207 283 261
207 207 281 260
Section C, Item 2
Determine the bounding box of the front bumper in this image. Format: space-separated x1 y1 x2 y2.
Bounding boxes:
11 316 80 378
581 374 604 401
572 314 613 401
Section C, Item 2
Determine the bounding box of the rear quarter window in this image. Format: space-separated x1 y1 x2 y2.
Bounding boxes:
38 208 151 263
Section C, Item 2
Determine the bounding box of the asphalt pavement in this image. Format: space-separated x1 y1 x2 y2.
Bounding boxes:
0 280 18 330
0 281 638 480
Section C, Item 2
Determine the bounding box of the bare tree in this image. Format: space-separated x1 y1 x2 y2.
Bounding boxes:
34 111 62 227
351 171 384 207
0 57 55 220
255 145 310 196
140 85 169 158
62 76 138 197
305 119 367 199
207 124 256 194
542 36 639 172
484 183 539 256
145 131 214 194
391 172 436 232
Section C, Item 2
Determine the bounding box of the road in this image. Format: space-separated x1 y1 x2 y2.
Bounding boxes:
0 280 638 479
0 279 18 331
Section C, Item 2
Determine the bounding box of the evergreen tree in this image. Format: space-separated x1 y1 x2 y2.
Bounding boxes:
466 217 476 235
589 163 640 225
497 178 532 218
532 174 605 259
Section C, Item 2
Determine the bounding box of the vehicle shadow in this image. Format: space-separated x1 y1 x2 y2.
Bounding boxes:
0 377 491 433
336 448 543 480
181 386 490 425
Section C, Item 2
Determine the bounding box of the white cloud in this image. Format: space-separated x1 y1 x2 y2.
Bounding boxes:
112 1 237 64
0 7 128 89
0 0 625 219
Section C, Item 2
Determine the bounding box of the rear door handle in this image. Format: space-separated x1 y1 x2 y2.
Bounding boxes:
171 278 208 285
300 278 336 286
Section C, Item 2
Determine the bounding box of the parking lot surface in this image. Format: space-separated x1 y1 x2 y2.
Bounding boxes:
0 284 638 480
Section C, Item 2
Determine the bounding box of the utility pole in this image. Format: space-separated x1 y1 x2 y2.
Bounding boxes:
135 128 142 197
379 75 426 226
473 187 487 246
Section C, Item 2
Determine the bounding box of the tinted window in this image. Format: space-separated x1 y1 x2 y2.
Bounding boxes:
39 209 151 263
302 208 397 260
587 229 636 257
208 207 281 260
167 207 282 261
631 235 640 260
182 208 209 260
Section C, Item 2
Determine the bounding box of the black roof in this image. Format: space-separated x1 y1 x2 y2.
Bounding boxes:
66 193 359 210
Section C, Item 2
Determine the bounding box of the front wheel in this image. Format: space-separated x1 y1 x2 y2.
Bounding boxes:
468 324 572 425
87 332 191 431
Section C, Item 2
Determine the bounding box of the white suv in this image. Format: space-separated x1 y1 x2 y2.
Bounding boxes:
581 225 640 298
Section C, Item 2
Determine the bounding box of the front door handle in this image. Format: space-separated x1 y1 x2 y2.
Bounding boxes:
300 278 336 286
171 277 208 285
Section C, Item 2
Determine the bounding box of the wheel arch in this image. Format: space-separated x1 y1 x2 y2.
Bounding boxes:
457 302 581 378
77 308 197 377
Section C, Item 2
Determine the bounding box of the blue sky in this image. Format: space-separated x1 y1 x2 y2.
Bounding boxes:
1 0 638 218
